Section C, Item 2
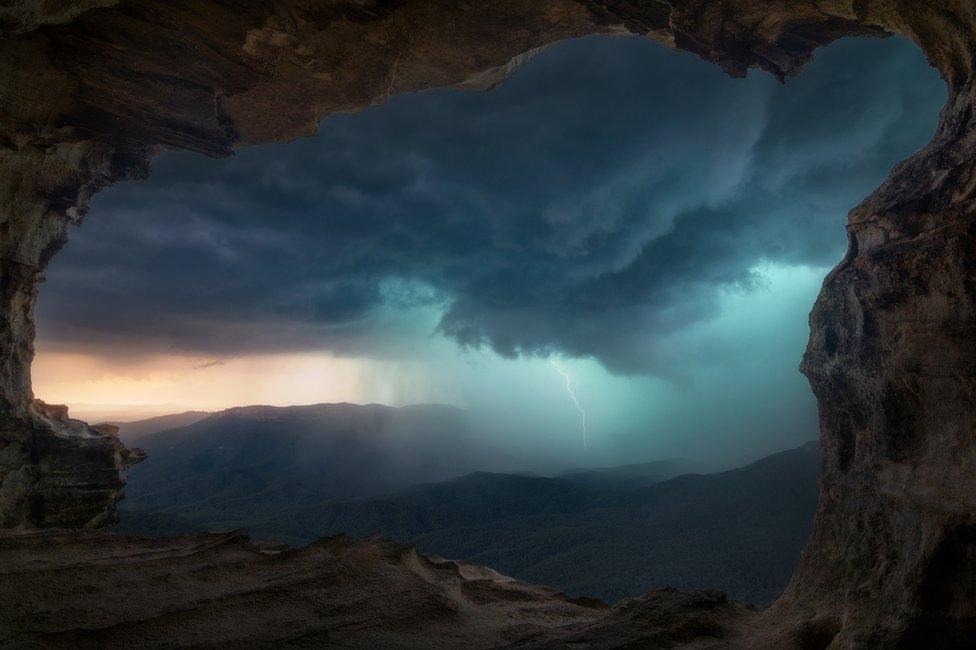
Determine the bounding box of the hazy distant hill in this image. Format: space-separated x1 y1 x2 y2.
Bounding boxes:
120 403 492 531
105 411 211 445
116 403 819 605
557 459 697 490
289 442 819 605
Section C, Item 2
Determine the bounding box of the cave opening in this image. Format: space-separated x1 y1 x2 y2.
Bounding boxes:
25 32 945 607
7 0 976 645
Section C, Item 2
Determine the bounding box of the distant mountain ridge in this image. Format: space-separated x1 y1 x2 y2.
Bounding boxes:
295 442 820 605
115 403 819 606
120 402 495 531
557 459 698 490
104 410 211 444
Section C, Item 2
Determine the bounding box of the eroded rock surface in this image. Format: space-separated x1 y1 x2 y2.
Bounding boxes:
2 1 976 647
1 529 737 649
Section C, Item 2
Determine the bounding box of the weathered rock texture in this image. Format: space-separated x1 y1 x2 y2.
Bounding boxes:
0 529 620 648
1 0 975 647
0 528 771 648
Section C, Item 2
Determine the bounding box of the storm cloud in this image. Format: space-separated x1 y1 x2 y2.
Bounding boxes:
38 34 945 377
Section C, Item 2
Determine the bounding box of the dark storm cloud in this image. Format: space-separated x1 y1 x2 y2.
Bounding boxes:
38 35 944 374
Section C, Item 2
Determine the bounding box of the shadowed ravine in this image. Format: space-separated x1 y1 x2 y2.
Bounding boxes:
2 1 976 647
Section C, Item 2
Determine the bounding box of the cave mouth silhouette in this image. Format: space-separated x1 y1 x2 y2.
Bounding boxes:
25 29 945 613
3 2 975 645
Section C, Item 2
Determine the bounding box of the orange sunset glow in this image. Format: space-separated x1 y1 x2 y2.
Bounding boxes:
31 348 439 422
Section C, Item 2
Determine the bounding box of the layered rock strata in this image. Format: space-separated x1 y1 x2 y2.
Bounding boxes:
0 529 757 648
0 530 611 648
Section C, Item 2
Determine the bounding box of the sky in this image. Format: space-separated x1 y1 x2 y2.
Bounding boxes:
33 34 944 469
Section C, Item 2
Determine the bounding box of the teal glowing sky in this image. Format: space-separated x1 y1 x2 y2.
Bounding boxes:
35 34 945 469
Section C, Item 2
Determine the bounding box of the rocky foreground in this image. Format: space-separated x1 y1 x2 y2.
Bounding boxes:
0 529 760 649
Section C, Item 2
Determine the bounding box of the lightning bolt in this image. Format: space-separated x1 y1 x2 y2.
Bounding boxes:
550 360 588 449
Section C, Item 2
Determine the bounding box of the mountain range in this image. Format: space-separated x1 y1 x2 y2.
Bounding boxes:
113 403 819 605
118 403 500 528
111 410 211 445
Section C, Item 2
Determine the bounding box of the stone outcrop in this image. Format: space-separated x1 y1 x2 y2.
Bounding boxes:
2 1 976 646
0 528 766 647
0 529 612 648
0 400 142 529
